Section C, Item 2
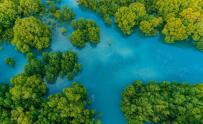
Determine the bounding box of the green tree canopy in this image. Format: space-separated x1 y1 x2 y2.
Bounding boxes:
115 2 146 35
24 51 81 83
0 81 99 124
0 0 18 30
18 0 42 16
162 17 188 43
12 16 51 53
140 16 163 36
36 82 97 124
78 0 203 51
115 7 137 35
70 18 100 48
121 81 203 124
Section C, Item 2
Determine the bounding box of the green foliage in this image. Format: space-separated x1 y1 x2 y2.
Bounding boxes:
121 81 203 124
129 2 146 18
24 51 81 83
10 74 46 105
115 7 137 35
0 0 43 41
70 30 85 48
42 51 81 82
53 6 75 22
12 16 51 53
162 17 188 43
19 0 42 16
0 0 18 29
24 53 44 77
0 0 18 41
0 84 14 124
78 0 203 51
36 82 97 124
4 57 15 67
140 16 163 36
45 1 75 25
61 27 67 34
115 2 146 35
0 80 98 124
180 8 203 49
77 0 132 25
70 18 100 48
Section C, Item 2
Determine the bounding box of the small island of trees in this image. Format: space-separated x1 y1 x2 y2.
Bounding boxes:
4 57 15 67
70 18 100 48
24 51 81 83
121 81 203 124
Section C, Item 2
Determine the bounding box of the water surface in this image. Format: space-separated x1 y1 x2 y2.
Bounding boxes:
1 0 203 124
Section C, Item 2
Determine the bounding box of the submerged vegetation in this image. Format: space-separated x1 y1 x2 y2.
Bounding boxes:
4 57 15 67
121 81 203 124
78 0 203 50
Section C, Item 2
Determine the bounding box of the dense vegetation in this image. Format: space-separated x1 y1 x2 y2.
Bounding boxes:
70 18 100 48
77 0 203 50
45 0 75 24
24 51 81 83
0 0 52 53
0 0 43 41
12 17 51 53
0 78 99 124
121 81 203 124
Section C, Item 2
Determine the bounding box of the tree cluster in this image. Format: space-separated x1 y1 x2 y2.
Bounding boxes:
12 16 51 53
0 78 99 124
24 51 81 83
0 0 52 53
45 0 75 26
77 0 133 25
121 81 203 124
70 18 100 48
115 2 146 35
77 0 203 50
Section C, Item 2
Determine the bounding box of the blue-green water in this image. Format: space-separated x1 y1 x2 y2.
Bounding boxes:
1 0 203 124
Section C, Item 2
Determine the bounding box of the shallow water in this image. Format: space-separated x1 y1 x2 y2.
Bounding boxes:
1 0 203 124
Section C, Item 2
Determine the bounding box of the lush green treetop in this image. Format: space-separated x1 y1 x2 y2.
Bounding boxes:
0 0 43 41
121 81 203 124
0 80 99 124
18 0 42 16
24 51 81 83
70 18 100 48
37 82 98 124
140 16 163 36
78 0 203 50
12 16 51 53
10 74 47 103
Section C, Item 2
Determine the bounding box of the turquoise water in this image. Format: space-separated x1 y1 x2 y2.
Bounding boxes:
1 0 203 124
